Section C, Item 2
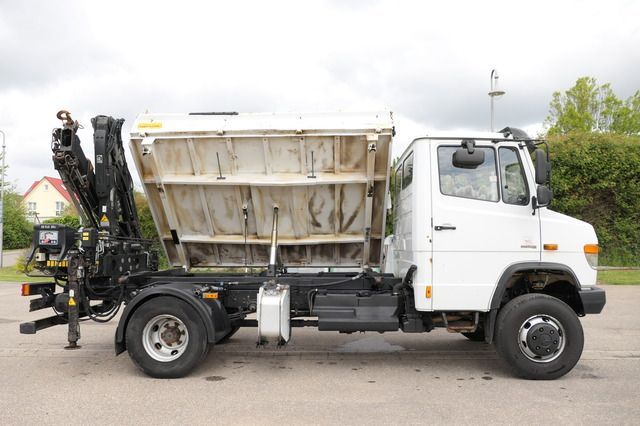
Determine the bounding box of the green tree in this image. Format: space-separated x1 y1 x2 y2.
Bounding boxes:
385 158 399 236
135 191 158 240
611 91 640 135
135 191 167 268
546 77 640 136
1 155 32 249
2 191 32 249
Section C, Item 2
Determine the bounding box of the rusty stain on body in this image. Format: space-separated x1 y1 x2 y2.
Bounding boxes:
129 112 393 269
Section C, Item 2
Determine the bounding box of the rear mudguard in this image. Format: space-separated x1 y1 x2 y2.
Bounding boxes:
114 283 232 355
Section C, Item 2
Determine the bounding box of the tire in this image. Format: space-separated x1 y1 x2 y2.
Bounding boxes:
126 296 209 378
495 293 584 380
216 326 240 344
462 327 485 342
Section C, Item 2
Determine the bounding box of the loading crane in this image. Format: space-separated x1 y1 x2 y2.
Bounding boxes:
22 111 157 347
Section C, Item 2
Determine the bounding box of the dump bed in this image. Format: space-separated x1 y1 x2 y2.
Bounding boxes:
129 111 393 269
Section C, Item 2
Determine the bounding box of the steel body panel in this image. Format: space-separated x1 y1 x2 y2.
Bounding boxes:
539 208 598 287
129 112 393 269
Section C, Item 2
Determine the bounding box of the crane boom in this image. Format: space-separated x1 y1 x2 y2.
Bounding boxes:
52 111 142 239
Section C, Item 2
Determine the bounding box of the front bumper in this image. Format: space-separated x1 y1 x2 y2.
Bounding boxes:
579 286 606 314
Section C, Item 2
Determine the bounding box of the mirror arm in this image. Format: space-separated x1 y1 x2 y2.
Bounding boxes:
531 196 538 215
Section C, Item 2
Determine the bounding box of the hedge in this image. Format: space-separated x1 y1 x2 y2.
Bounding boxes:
548 132 640 265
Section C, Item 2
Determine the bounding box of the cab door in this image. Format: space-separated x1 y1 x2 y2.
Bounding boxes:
430 142 540 311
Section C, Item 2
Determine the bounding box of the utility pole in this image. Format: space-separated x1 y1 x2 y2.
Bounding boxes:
0 129 5 268
489 69 506 132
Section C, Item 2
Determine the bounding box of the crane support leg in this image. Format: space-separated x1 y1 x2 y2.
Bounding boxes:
65 251 82 350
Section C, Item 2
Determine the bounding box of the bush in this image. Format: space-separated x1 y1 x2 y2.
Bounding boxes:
15 249 35 274
2 192 32 249
548 132 640 265
135 191 168 269
43 214 81 229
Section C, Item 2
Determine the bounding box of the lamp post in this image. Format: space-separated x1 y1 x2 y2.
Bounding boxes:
488 69 506 132
0 129 5 268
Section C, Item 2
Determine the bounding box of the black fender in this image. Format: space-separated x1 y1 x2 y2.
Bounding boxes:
114 283 231 355
484 262 582 344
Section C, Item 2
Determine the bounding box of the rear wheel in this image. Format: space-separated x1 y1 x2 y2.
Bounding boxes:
126 297 209 378
495 293 584 380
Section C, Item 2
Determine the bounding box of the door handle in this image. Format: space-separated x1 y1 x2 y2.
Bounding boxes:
434 225 456 231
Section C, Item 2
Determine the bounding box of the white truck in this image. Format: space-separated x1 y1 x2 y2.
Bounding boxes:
21 111 605 380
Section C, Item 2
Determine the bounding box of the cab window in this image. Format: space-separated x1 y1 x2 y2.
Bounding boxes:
437 146 499 202
499 147 529 205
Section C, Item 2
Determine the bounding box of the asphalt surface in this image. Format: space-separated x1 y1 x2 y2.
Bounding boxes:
1 249 23 267
1 283 638 425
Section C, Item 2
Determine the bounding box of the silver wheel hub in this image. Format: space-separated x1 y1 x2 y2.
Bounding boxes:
142 315 189 362
518 315 565 363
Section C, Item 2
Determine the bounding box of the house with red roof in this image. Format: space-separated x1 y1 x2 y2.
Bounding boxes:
23 176 72 222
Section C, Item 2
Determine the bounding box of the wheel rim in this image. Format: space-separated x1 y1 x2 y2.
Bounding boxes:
142 314 189 362
518 314 566 363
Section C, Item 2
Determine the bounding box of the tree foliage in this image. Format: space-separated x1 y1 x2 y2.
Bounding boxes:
135 191 158 239
385 158 399 236
1 156 32 249
548 132 640 265
43 214 81 228
546 77 640 136
2 191 32 249
135 191 168 268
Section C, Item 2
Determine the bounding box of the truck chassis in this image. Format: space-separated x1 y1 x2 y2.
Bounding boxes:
20 111 605 380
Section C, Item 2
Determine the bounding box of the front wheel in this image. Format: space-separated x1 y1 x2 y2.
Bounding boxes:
495 293 584 380
126 296 209 378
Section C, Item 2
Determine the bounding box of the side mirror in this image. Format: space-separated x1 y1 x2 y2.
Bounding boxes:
533 185 553 208
535 149 550 184
453 140 484 169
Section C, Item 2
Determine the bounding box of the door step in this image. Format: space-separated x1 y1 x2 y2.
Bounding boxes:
441 312 479 333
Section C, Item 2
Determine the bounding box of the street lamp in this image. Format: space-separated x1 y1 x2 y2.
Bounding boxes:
0 129 5 268
489 69 506 132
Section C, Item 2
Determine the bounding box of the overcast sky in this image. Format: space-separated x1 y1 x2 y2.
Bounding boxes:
1 0 639 192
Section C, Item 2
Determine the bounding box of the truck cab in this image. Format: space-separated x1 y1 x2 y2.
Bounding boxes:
388 131 601 312
385 130 605 377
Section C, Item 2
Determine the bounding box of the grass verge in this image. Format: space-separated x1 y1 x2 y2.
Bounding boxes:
597 269 640 285
0 267 51 283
